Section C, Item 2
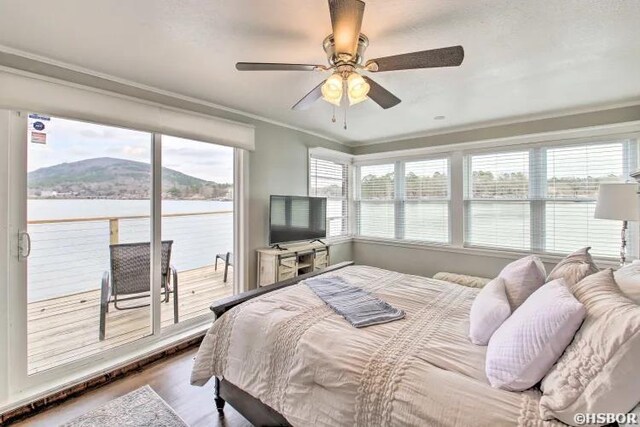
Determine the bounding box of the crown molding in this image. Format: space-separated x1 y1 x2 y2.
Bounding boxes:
351 120 640 165
0 44 345 146
346 99 640 148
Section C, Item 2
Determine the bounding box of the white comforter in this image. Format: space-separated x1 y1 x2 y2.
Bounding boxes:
191 265 564 426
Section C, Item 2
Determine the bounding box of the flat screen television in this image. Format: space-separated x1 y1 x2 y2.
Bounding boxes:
269 195 327 245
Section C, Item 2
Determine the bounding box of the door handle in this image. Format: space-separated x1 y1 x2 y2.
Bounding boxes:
18 231 31 260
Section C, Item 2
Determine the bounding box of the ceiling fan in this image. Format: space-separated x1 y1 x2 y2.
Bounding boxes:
236 0 464 112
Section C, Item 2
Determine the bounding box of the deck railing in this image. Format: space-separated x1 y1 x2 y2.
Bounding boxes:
27 211 233 302
29 211 233 244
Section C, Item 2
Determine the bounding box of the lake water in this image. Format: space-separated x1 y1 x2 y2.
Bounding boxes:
27 199 233 302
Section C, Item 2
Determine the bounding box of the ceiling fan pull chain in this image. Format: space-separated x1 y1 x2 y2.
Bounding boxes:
343 105 348 130
332 106 337 123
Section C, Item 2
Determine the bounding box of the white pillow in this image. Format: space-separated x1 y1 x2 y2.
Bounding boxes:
469 277 511 345
499 255 546 310
615 261 640 304
485 279 586 391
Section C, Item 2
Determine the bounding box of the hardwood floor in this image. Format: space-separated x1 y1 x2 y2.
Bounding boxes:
10 348 251 427
28 264 233 374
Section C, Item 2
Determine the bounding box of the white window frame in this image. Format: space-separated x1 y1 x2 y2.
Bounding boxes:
463 136 639 257
0 110 250 414
354 155 452 245
308 148 353 241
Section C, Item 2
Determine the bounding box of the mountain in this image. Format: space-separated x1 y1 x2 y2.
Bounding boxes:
28 157 232 200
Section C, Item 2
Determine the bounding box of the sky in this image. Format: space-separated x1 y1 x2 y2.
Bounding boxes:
27 115 234 183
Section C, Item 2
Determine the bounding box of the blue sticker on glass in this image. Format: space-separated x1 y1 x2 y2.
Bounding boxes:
28 114 51 121
33 121 45 131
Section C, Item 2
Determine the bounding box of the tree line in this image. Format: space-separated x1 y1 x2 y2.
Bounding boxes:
357 171 620 199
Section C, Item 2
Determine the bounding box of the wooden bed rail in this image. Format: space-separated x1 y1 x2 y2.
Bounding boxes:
209 261 354 318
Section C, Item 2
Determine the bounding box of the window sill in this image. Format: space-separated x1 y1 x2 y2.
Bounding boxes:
351 236 623 268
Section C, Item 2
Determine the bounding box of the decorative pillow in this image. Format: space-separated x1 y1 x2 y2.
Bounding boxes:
485 279 585 391
615 260 640 304
498 255 546 310
469 277 511 345
547 247 599 286
434 272 492 288
539 269 640 425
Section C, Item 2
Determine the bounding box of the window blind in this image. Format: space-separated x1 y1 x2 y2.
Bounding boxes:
404 159 450 242
465 150 531 250
356 158 451 243
545 142 635 257
309 157 349 237
0 70 256 150
357 163 395 239
464 139 638 257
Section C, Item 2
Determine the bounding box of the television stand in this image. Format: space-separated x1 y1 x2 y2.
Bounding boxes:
269 244 288 251
257 242 331 287
308 239 326 246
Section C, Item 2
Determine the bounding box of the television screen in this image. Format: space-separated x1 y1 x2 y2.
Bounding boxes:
269 195 327 245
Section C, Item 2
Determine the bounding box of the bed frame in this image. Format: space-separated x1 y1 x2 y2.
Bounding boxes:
208 261 354 427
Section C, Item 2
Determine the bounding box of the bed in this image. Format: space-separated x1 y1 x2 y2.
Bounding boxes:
191 263 564 426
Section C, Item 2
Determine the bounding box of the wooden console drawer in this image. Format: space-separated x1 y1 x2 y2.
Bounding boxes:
278 269 296 281
314 250 329 270
279 256 297 269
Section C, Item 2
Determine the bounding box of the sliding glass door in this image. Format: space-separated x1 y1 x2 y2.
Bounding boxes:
160 136 234 329
24 114 153 375
8 112 237 387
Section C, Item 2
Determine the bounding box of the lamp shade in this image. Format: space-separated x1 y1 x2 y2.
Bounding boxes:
594 183 640 221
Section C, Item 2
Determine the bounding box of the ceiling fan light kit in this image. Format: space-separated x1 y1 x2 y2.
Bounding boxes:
346 72 370 105
321 73 344 106
236 0 464 126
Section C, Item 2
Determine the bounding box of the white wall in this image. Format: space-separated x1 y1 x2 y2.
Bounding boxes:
353 240 561 280
247 121 352 288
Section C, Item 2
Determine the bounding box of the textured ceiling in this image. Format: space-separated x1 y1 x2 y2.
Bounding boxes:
0 0 639 145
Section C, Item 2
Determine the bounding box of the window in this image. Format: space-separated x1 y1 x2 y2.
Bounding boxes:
357 163 395 239
404 159 450 242
22 115 240 375
356 158 450 243
309 156 349 237
545 142 635 257
464 139 638 257
465 150 531 250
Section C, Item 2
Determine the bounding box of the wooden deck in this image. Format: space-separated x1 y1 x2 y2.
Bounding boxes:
27 264 233 374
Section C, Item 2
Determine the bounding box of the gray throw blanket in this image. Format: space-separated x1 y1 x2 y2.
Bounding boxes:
305 276 405 328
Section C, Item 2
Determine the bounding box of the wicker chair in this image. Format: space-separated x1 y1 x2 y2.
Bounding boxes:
99 241 178 341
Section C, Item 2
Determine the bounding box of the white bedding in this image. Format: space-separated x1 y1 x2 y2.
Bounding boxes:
191 265 564 426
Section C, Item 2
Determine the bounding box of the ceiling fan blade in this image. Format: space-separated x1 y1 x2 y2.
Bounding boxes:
366 45 464 72
292 81 325 111
328 0 365 57
363 76 401 109
236 62 325 71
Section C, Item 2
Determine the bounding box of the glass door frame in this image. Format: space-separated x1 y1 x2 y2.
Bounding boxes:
3 110 246 409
